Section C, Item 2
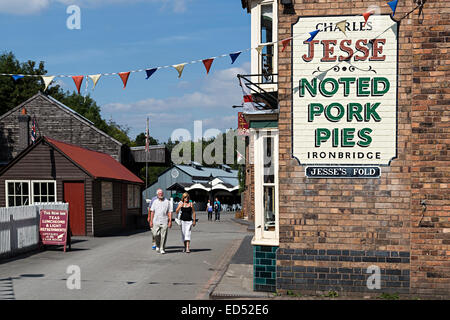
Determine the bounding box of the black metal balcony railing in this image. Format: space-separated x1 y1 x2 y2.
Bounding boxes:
236 74 278 111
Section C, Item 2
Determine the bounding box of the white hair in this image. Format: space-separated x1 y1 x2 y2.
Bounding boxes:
156 188 163 194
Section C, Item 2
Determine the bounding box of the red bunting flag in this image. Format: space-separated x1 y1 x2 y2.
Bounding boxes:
202 58 214 75
119 72 130 89
282 38 291 52
363 10 374 26
72 76 84 94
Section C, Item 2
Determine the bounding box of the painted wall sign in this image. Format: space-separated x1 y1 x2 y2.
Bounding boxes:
292 15 398 166
238 112 250 136
39 209 69 251
306 166 380 178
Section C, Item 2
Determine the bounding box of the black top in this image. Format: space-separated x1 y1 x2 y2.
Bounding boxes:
180 206 193 221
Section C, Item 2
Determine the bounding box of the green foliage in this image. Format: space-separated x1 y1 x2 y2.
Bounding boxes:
0 52 132 146
323 290 339 298
0 51 62 115
286 290 302 297
134 132 159 147
377 292 399 300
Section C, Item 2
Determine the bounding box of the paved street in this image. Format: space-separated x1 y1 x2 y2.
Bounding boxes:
0 211 251 300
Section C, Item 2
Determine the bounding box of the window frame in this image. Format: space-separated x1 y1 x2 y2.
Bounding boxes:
31 180 57 204
253 129 279 246
101 181 113 211
5 180 58 208
251 0 278 89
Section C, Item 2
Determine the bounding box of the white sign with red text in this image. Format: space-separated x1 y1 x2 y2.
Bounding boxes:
292 15 398 165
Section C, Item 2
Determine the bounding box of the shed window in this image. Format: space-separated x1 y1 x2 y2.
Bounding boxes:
128 185 140 209
6 181 30 207
32 181 57 203
101 182 113 211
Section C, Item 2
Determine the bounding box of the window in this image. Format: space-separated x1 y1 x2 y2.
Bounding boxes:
128 184 141 209
260 4 274 83
6 181 30 207
263 135 275 230
32 181 56 203
6 180 57 207
101 181 113 211
253 130 279 245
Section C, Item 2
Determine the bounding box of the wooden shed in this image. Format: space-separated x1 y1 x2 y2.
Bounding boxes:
0 136 144 236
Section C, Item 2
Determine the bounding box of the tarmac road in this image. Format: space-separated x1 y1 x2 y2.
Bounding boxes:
0 211 251 300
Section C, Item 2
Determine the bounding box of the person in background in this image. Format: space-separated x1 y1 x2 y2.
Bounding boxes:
214 197 221 221
147 193 158 250
149 188 172 254
207 199 213 221
176 193 196 253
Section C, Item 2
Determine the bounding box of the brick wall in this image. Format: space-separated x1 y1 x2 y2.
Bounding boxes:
409 0 450 298
277 0 449 298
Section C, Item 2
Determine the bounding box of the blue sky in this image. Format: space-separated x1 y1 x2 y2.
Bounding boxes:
0 0 250 143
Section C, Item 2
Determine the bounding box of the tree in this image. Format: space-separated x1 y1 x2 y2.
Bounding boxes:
134 132 159 147
0 52 62 115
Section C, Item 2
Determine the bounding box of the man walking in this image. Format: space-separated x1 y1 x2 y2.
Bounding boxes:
147 194 158 250
149 189 172 254
214 197 221 221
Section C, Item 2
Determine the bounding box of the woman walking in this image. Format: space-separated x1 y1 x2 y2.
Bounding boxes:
207 199 213 221
176 193 196 253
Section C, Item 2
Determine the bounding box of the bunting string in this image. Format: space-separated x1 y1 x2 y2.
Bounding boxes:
0 0 426 93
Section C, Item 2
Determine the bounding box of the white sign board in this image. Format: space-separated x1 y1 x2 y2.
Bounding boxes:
292 15 398 165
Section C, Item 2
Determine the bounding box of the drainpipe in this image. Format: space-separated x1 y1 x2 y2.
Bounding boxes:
18 108 30 152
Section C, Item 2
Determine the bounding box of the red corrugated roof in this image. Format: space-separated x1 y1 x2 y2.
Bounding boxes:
45 137 143 184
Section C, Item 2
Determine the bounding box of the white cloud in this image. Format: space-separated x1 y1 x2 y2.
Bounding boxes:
0 0 49 15
101 62 250 141
0 0 187 15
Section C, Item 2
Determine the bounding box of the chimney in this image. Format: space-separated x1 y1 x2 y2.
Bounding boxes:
18 108 30 152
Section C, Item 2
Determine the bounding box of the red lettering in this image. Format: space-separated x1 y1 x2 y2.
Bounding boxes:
355 39 369 61
339 39 354 61
370 39 386 61
302 40 319 62
321 40 337 62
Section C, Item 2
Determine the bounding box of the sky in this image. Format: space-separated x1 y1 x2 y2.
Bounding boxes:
0 0 251 143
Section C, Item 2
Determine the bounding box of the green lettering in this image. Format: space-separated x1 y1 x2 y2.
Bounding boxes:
372 77 390 96
347 103 363 122
357 77 371 96
357 128 373 147
315 128 330 147
300 78 317 97
341 128 355 147
365 102 381 122
338 77 356 97
325 103 345 122
308 103 324 122
319 78 339 97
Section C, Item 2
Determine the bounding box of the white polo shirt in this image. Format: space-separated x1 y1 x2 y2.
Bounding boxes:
150 198 171 225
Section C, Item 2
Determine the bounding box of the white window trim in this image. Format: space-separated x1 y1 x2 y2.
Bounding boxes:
31 180 57 204
252 129 279 246
5 180 57 208
250 0 278 92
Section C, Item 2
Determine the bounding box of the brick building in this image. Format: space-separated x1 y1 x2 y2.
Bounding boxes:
240 0 449 298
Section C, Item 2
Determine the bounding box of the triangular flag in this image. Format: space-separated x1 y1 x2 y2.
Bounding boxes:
229 52 241 64
202 58 214 75
237 150 245 163
336 20 347 37
363 11 374 26
387 0 398 16
172 63 186 78
42 76 55 91
255 44 265 54
306 29 320 42
89 74 101 89
145 68 157 79
72 76 84 94
12 75 24 81
281 38 291 52
118 72 130 89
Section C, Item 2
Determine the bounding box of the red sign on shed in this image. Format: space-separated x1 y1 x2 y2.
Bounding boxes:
39 209 69 251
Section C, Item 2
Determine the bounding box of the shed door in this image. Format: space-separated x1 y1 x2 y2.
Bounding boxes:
64 182 86 236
